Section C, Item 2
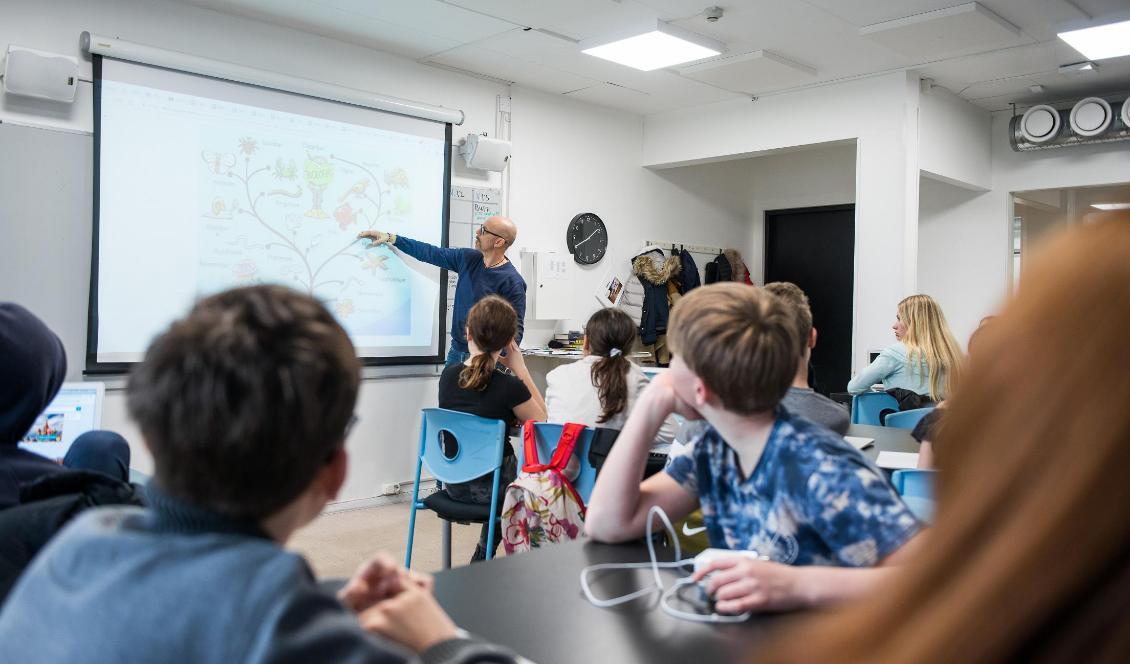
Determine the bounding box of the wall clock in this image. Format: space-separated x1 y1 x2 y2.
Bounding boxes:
566 212 607 265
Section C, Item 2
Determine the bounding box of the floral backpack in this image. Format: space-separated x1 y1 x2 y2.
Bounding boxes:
500 422 586 555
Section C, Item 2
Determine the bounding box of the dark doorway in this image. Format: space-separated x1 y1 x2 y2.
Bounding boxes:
765 204 855 396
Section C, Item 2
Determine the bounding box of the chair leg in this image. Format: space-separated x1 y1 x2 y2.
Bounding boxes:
442 520 452 570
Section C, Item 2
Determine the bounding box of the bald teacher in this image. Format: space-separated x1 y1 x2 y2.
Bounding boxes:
359 216 526 366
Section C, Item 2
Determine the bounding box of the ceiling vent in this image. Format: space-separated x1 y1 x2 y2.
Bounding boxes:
1010 96 1130 151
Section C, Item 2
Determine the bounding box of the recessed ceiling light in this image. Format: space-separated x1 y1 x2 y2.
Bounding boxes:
1091 203 1130 211
1058 19 1130 60
581 21 723 71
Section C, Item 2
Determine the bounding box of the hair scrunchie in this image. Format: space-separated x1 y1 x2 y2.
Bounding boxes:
609 348 622 357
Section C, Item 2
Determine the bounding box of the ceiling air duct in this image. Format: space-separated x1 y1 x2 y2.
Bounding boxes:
1010 96 1130 151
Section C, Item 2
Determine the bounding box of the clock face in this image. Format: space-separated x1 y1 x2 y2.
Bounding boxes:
566 212 607 265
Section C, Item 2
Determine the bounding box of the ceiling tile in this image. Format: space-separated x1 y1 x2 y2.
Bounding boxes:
563 82 657 115
181 0 472 58
317 0 517 43
441 0 631 32
861 3 1032 60
680 50 817 94
424 45 600 93
801 0 961 27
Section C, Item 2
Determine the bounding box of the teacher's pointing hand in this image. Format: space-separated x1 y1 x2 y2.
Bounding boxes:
358 230 396 246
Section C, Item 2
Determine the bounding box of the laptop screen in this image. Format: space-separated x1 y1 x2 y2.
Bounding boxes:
19 382 105 463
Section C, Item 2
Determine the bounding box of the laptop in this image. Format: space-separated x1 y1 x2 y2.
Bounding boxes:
19 382 106 463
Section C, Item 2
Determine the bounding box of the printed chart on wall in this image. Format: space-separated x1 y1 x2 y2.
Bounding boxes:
446 186 501 348
91 56 450 365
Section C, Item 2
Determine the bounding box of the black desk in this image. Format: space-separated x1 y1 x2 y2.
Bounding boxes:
845 423 919 464
433 538 786 664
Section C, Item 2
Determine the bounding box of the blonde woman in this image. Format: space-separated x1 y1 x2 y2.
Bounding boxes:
847 295 962 401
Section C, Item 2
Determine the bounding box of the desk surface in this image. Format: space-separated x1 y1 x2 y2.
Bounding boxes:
431 424 916 663
846 423 919 464
433 539 787 664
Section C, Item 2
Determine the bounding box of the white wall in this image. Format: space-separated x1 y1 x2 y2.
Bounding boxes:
642 72 920 370
916 108 1130 348
2 0 752 505
919 87 991 191
744 143 858 282
917 176 1000 346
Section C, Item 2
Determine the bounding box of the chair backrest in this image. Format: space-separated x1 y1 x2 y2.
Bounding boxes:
884 407 935 430
851 392 900 425
417 408 508 484
891 469 936 499
517 422 598 504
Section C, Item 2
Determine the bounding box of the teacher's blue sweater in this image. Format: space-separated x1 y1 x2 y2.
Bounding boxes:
393 236 526 354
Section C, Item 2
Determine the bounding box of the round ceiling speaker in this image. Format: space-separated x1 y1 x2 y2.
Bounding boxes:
1121 96 1130 128
1069 97 1112 137
1020 105 1060 143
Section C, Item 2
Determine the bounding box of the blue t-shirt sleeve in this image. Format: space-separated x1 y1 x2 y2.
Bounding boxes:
801 453 921 566
664 451 698 496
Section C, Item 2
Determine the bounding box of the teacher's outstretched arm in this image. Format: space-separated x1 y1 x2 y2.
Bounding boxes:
358 230 468 273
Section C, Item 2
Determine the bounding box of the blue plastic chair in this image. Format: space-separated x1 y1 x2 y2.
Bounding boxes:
891 469 937 522
850 392 899 425
516 423 598 505
405 408 508 569
884 407 935 430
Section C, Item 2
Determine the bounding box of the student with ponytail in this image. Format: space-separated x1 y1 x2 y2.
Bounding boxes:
437 295 545 562
545 308 677 473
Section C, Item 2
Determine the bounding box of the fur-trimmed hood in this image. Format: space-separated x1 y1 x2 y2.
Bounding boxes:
632 253 681 286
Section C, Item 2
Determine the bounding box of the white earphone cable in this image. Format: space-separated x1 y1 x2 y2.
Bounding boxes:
579 506 752 623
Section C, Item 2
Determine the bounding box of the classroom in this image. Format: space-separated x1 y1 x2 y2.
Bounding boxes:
2 1 1129 662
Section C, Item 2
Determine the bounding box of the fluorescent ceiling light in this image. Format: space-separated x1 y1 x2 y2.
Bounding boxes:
1091 203 1130 211
581 22 722 71
1058 19 1130 60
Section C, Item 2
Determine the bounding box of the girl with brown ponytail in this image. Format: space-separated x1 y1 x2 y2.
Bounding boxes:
546 307 677 475
437 295 546 561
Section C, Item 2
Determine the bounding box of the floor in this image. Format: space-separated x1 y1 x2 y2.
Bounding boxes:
288 503 485 578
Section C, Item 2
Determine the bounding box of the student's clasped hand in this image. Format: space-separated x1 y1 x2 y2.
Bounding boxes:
692 556 806 614
340 552 459 653
337 551 433 613
359 584 459 654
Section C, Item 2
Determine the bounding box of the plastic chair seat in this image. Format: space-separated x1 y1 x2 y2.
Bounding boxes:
851 392 900 426
884 406 935 430
421 490 493 523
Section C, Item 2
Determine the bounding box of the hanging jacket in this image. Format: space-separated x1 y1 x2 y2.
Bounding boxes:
678 249 701 293
723 249 753 285
704 254 732 284
632 252 680 345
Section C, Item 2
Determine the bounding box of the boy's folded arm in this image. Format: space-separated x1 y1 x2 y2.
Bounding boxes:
586 470 698 543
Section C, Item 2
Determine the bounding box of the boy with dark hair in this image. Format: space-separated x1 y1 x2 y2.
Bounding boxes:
763 281 850 435
0 285 513 663
585 283 922 614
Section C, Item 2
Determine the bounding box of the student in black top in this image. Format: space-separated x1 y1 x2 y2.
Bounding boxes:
437 295 545 561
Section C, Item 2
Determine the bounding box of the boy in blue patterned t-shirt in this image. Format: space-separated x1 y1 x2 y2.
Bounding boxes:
586 283 923 615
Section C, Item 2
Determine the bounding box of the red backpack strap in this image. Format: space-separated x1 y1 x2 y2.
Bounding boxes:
521 420 542 472
547 423 585 472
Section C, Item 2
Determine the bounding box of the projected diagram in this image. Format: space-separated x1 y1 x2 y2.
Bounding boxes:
196 133 426 338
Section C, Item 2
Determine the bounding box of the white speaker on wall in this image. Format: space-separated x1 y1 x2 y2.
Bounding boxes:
459 134 511 172
1 45 80 103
